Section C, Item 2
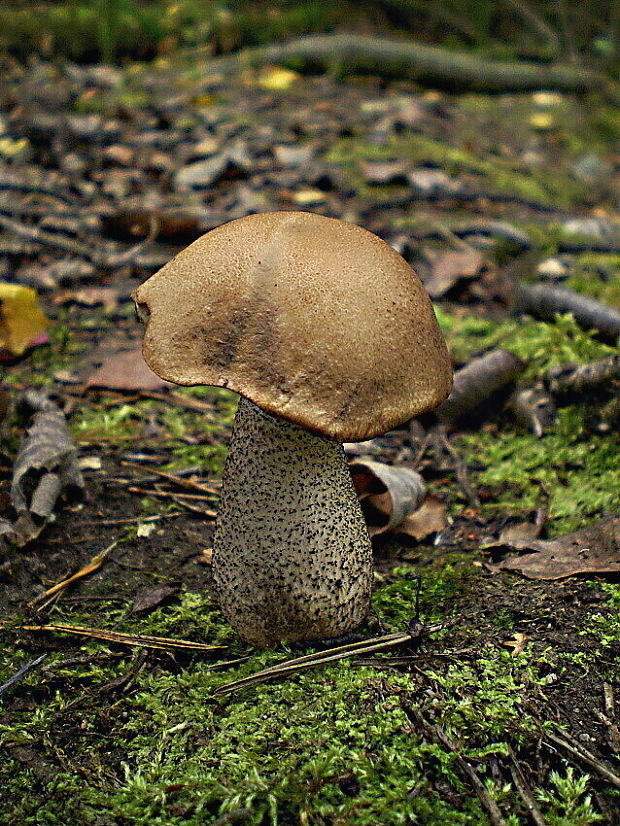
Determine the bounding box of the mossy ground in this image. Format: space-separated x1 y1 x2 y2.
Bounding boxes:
3 293 619 824
1 55 620 826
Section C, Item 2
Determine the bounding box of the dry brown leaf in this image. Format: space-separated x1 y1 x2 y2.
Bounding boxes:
54 287 120 310
397 495 447 541
131 583 181 613
83 348 172 392
423 249 488 299
486 516 620 580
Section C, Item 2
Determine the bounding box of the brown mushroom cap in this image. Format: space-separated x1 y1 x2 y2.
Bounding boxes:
133 211 452 441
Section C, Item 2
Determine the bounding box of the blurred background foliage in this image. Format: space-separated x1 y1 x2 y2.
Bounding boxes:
0 0 617 68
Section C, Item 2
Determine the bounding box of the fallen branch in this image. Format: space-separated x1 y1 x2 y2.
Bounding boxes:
195 34 617 98
515 283 620 341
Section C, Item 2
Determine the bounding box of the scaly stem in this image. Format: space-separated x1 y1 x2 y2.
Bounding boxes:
212 398 373 647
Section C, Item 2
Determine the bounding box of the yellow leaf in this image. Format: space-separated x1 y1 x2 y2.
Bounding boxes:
529 113 555 131
257 66 300 91
0 283 49 356
291 189 326 206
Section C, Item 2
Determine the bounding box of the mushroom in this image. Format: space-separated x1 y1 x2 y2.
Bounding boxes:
133 211 452 647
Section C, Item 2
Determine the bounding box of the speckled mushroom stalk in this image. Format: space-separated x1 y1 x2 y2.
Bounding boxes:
212 397 373 648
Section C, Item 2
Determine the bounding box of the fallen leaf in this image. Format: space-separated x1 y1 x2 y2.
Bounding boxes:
408 168 461 195
350 460 427 536
0 283 50 358
485 516 620 580
397 495 447 541
54 287 119 311
257 66 300 91
131 583 180 613
83 348 172 392
423 248 488 299
361 160 410 185
290 188 327 205
273 144 316 167
503 632 528 655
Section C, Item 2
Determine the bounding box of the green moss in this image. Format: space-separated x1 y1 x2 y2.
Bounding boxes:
565 254 620 309
437 309 614 377
326 132 587 209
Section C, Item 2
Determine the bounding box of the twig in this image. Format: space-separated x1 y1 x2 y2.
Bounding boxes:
500 0 560 54
434 426 481 508
515 283 620 342
121 461 220 494
434 725 508 826
507 745 548 826
0 621 228 654
127 487 217 517
28 541 118 609
0 653 47 698
213 627 442 696
70 512 183 528
0 212 158 270
545 355 620 395
545 730 620 789
436 349 525 424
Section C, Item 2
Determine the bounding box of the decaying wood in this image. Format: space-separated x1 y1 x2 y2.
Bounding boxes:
515 283 620 341
0 211 159 270
509 384 556 437
436 349 525 424
197 34 614 96
546 354 620 395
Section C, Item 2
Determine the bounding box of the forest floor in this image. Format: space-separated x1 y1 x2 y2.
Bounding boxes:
0 50 620 825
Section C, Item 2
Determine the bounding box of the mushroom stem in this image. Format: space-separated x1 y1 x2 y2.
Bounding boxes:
212 397 373 647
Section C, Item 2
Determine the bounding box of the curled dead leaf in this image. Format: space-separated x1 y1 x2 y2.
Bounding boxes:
0 391 84 547
350 460 437 538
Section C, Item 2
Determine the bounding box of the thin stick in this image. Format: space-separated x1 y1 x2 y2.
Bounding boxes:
0 212 158 269
213 628 444 696
0 621 227 653
435 427 481 508
545 730 620 788
507 746 548 826
0 653 47 697
434 726 508 826
28 541 118 608
122 461 220 494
